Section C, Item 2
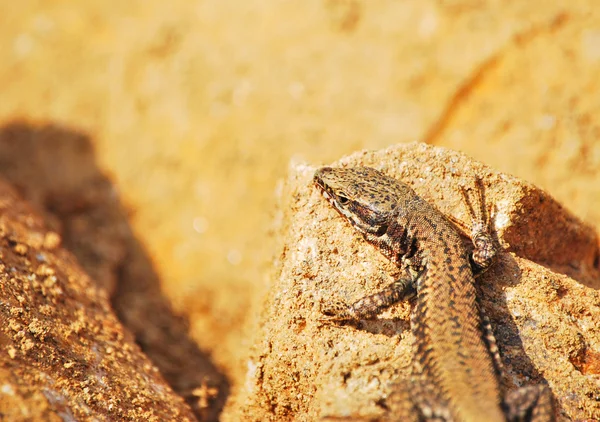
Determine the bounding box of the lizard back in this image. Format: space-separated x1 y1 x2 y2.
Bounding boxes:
403 204 504 422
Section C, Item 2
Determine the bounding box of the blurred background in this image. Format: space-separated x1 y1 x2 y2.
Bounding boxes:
1 1 599 419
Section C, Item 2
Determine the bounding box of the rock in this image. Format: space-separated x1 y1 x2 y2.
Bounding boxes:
0 178 196 421
226 143 600 421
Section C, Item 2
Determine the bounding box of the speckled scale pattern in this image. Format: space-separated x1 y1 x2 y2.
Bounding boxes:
314 166 555 422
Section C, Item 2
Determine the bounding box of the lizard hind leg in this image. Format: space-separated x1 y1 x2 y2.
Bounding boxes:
320 381 420 422
479 307 505 378
381 381 421 422
503 384 555 422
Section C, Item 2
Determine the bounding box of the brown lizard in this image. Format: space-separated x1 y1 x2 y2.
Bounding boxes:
314 166 555 422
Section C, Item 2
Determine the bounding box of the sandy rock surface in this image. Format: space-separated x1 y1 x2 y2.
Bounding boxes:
0 179 196 420
228 143 600 421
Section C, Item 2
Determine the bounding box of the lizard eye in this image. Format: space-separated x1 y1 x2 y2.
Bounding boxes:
337 193 349 205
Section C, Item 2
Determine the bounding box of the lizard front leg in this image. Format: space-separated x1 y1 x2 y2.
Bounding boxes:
448 177 498 275
321 276 416 321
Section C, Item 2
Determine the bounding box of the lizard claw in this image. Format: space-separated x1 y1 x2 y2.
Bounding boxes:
318 298 356 323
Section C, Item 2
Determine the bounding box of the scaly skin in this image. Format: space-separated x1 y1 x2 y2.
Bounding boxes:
314 166 554 422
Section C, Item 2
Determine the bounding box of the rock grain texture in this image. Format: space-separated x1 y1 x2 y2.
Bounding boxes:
226 143 600 422
0 178 196 421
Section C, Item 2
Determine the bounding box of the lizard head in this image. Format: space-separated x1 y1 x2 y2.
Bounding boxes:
314 166 404 236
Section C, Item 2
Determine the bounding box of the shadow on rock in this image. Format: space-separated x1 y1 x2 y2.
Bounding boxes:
0 121 229 421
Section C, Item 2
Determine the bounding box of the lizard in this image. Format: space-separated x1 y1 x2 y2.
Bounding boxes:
313 166 555 422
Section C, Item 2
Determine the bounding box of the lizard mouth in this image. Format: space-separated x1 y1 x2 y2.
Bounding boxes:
317 185 336 207
313 173 332 199
314 176 339 209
